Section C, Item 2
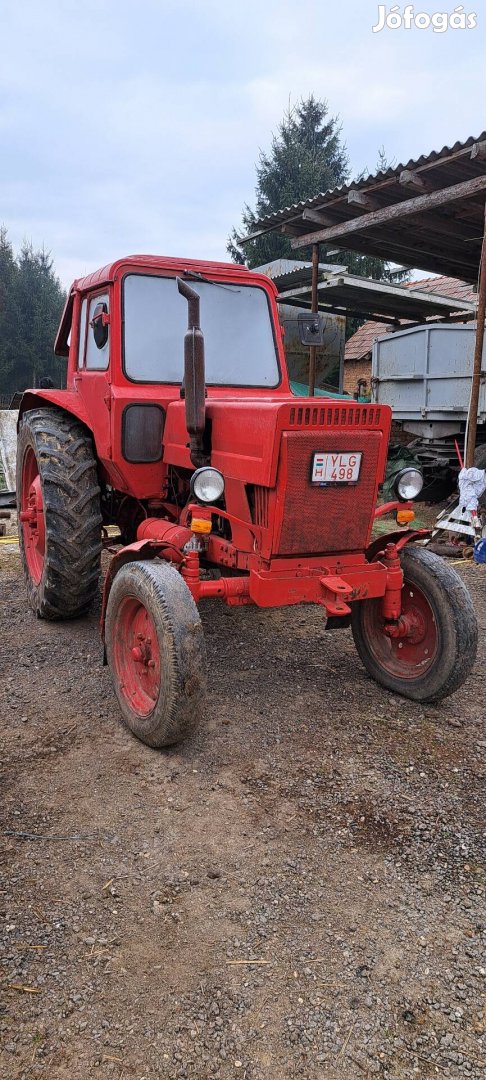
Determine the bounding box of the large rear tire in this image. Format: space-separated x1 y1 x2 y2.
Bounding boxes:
17 408 102 619
351 545 477 702
105 560 206 748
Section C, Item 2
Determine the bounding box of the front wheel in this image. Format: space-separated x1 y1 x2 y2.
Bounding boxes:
105 560 207 748
351 545 478 702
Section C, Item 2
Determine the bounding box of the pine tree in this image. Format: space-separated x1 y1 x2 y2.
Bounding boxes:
228 96 349 267
228 97 405 283
0 227 21 402
0 231 66 398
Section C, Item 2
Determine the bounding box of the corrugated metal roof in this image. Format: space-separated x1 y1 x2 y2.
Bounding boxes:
253 258 347 284
240 133 486 283
254 259 348 293
241 133 486 234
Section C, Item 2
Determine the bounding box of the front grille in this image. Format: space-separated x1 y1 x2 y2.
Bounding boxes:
287 404 382 428
276 429 382 555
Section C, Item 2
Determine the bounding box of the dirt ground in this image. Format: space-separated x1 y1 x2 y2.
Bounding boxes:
1 541 485 1080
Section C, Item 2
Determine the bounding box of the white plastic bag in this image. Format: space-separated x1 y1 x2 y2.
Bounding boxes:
458 467 486 513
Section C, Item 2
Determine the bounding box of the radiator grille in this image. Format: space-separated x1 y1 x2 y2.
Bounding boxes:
248 485 270 529
288 404 382 428
276 429 382 555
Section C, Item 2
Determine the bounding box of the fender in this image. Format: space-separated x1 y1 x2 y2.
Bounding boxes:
366 528 430 563
100 539 159 650
17 389 91 430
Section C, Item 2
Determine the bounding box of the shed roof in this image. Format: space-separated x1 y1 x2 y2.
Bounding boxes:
275 270 476 324
240 133 486 282
344 275 478 361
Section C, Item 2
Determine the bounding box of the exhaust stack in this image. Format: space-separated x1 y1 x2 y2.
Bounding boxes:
177 277 209 468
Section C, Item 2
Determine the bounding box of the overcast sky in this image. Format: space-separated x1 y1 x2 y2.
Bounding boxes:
1 0 485 286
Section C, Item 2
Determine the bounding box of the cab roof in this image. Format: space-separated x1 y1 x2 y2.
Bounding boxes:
55 255 275 357
72 254 250 293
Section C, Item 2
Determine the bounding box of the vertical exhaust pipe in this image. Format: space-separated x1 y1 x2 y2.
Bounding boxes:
177 277 209 468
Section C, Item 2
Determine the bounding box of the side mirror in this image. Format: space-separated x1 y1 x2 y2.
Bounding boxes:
91 302 110 349
297 311 324 346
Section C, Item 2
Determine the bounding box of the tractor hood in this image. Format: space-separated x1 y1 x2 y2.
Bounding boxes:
163 396 391 489
163 397 291 486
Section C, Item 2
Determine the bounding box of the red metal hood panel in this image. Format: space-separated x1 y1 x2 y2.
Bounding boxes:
163 397 391 487
164 398 288 485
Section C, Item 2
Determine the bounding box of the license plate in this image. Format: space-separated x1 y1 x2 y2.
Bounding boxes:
311 452 362 484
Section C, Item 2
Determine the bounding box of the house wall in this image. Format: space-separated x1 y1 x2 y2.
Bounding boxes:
343 356 372 395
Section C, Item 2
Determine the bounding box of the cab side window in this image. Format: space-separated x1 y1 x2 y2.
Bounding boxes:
77 299 88 369
85 293 110 371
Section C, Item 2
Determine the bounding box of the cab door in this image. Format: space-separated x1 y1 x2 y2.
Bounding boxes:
75 291 112 462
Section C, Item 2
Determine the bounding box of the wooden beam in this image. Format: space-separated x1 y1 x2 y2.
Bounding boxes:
308 243 319 395
406 212 481 244
319 232 477 280
465 201 486 467
454 201 486 220
348 189 378 209
399 169 430 192
282 223 304 237
302 208 334 226
470 141 486 162
276 295 400 325
290 173 486 248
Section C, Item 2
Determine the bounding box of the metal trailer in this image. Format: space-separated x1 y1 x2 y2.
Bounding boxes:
372 323 486 494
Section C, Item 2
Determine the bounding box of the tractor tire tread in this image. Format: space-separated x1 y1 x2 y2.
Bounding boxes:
352 544 478 703
105 560 206 748
17 407 102 619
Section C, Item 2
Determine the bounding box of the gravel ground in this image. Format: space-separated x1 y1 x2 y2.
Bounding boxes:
1 544 485 1080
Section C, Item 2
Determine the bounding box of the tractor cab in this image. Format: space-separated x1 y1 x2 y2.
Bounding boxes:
43 256 294 504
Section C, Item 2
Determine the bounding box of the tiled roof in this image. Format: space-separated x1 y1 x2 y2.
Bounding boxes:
345 320 390 360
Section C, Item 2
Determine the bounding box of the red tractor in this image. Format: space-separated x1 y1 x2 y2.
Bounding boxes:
17 255 478 747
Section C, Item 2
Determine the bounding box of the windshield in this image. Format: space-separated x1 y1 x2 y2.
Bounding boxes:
123 273 280 386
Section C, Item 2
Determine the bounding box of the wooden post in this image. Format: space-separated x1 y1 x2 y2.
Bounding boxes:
465 201 486 468
308 243 319 396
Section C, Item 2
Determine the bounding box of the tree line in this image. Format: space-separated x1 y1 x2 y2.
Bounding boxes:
0 227 66 402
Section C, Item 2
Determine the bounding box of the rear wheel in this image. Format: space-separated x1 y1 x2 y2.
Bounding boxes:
17 408 102 618
351 545 478 702
105 560 206 747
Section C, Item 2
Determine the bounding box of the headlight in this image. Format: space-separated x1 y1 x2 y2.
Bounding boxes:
394 467 423 501
191 467 225 504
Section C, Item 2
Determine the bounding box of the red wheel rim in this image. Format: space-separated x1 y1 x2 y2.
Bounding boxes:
361 577 438 680
112 597 161 716
20 447 45 586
